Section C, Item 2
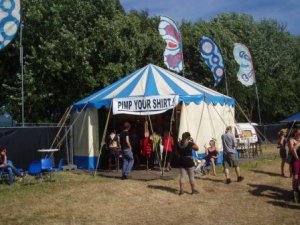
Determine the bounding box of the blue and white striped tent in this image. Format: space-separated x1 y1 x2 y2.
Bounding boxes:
73 64 234 110
72 64 235 169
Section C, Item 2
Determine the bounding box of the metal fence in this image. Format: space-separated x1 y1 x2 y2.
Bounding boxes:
255 124 286 144
0 126 72 169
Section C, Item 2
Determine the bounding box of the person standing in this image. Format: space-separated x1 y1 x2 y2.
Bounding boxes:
288 129 300 203
221 126 244 184
106 131 120 171
277 129 289 177
177 132 199 195
120 122 134 179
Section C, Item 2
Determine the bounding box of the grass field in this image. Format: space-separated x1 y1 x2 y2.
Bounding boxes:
0 145 299 225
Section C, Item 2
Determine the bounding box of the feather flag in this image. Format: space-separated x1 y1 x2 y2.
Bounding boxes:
199 36 225 86
233 43 256 86
0 0 21 50
158 16 183 73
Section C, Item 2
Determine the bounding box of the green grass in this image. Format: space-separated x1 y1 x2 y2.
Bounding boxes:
1 145 298 225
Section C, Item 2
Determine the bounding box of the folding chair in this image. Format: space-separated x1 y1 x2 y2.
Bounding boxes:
0 160 24 184
192 151 208 175
53 159 64 172
193 151 222 176
41 158 55 181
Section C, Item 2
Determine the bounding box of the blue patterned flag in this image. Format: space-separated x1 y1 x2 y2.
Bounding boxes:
158 16 183 73
199 36 224 86
0 0 21 50
233 43 256 86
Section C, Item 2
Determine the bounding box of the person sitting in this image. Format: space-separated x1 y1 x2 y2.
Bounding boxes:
194 139 219 176
204 139 219 176
0 146 24 185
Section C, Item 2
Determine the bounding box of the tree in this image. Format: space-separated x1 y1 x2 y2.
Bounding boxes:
0 3 299 123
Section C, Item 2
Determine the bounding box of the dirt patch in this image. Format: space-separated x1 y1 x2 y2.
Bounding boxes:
0 147 299 225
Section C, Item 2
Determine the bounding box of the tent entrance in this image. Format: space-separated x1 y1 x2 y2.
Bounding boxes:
95 103 181 172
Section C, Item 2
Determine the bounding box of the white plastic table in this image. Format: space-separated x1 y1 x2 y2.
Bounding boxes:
37 149 59 153
37 149 59 158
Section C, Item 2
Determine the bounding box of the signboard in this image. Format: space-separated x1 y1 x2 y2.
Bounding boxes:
113 95 179 115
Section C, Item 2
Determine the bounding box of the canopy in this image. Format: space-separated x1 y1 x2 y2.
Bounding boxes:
73 64 234 111
281 112 300 123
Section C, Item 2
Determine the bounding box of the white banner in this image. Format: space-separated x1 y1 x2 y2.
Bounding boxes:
113 95 179 115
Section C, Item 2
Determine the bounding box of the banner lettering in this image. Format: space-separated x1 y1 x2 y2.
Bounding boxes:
113 95 179 115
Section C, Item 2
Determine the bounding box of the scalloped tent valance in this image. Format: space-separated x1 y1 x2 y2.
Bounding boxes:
73 64 235 111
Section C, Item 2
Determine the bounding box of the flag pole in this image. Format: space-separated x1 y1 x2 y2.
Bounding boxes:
174 19 185 77
254 82 262 125
224 69 229 96
20 20 24 126
179 29 185 78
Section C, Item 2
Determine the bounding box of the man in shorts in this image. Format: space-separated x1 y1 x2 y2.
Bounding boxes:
221 126 244 184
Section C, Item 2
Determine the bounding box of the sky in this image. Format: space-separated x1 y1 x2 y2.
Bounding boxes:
119 0 300 35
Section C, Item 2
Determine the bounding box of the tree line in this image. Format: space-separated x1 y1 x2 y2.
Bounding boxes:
0 0 299 123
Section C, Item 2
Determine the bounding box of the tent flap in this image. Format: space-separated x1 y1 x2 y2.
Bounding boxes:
281 112 300 123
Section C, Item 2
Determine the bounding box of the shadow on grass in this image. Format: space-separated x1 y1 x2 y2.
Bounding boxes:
147 184 178 194
248 183 298 209
195 176 224 183
250 169 282 177
267 201 300 209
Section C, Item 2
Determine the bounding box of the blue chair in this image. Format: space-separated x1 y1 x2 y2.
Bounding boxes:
193 151 222 175
22 161 43 184
192 150 203 160
27 161 42 176
41 158 55 181
53 159 64 172
41 158 54 171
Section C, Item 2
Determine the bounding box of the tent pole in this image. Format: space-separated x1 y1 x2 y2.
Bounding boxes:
181 42 186 78
50 105 73 149
94 103 112 176
194 102 205 144
49 103 87 158
207 103 217 139
162 102 176 177
286 121 296 140
147 115 163 173
235 101 270 143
